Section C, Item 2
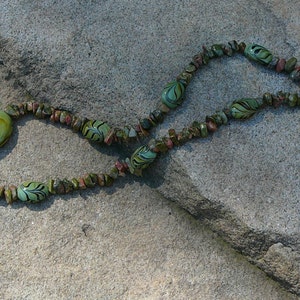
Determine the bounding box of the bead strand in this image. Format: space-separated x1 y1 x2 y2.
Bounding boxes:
0 41 299 204
1 41 298 148
0 91 298 204
0 160 129 204
127 91 300 176
242 43 300 81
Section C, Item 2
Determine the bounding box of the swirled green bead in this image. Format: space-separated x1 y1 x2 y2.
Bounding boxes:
82 120 110 143
244 44 273 65
17 181 49 203
161 80 186 109
0 110 13 147
129 145 157 174
230 98 261 119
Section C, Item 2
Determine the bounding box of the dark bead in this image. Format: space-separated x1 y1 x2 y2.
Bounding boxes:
177 72 193 84
104 174 114 186
83 174 96 188
140 118 152 130
42 104 53 117
276 58 286 73
238 42 246 53
4 189 13 204
62 179 74 194
206 120 217 132
222 44 233 56
192 53 203 68
263 93 273 106
53 180 66 194
288 94 298 107
168 128 179 145
289 68 300 82
149 109 164 124
285 57 297 73
35 104 44 118
211 44 225 57
5 104 21 118
109 167 119 179
0 186 4 197
228 40 239 52
267 56 279 69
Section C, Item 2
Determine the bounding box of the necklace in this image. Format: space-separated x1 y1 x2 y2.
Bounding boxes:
0 40 299 204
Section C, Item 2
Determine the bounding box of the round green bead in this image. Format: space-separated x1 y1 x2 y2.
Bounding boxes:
161 81 186 109
0 110 13 147
244 44 273 65
17 181 49 203
82 120 110 143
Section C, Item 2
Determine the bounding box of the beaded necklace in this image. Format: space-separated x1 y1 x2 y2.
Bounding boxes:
0 40 299 204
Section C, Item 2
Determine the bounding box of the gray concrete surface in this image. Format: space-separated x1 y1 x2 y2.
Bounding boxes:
0 0 299 298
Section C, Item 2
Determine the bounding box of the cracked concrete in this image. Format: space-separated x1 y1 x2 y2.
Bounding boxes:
0 0 299 298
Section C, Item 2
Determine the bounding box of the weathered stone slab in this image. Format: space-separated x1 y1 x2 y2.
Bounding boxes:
0 0 299 297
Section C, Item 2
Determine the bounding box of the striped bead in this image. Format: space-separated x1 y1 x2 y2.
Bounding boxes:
129 145 157 175
82 120 111 143
230 98 261 119
17 181 49 203
0 110 13 147
161 81 186 109
244 44 273 65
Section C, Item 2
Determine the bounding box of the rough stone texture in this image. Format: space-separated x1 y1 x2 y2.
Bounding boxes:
0 0 299 298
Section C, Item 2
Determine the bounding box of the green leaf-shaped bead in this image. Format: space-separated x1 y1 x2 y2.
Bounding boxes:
82 120 111 143
161 81 186 109
230 98 261 119
17 181 49 203
244 44 273 65
0 110 13 147
129 145 157 174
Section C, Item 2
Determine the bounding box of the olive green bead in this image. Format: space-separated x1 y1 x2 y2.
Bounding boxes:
0 110 13 147
190 122 208 138
230 98 261 119
4 104 21 118
211 44 224 57
161 80 186 109
207 111 228 126
17 181 49 203
82 120 111 143
199 122 208 137
289 69 300 82
228 40 239 52
288 94 298 107
149 109 164 125
263 92 273 106
244 44 273 65
284 57 297 73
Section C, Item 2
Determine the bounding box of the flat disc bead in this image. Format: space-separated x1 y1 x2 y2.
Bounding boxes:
0 110 13 147
17 181 49 203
